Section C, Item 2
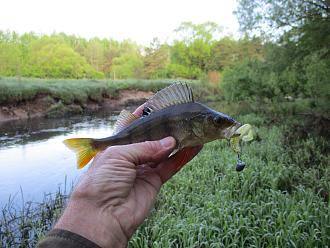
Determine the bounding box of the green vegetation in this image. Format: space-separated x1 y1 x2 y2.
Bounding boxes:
0 78 179 118
131 116 329 247
0 188 67 247
0 23 261 80
221 0 330 115
1 110 329 247
0 77 176 105
0 77 221 118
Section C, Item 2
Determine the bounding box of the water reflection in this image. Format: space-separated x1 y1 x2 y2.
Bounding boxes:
0 113 117 208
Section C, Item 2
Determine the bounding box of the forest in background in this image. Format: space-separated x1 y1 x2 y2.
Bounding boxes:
0 22 262 80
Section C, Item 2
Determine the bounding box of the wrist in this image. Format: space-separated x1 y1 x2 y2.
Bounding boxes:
55 198 128 248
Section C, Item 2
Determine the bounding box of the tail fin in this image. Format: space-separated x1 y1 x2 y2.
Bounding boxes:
63 138 98 169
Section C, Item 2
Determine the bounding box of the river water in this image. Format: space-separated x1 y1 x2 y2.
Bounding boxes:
0 112 118 208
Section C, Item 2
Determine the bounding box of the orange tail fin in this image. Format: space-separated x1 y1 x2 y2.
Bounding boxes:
63 138 98 169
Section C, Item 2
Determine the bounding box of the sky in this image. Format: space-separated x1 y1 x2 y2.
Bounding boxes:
0 0 240 45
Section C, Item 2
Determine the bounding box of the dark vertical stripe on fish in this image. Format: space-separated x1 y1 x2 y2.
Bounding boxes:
161 116 170 136
148 126 156 141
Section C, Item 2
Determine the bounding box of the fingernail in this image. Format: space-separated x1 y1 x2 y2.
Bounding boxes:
160 137 175 148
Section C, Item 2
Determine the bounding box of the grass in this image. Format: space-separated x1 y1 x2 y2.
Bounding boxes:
0 77 216 105
0 77 220 118
0 188 67 247
1 110 329 247
129 114 329 248
0 77 178 105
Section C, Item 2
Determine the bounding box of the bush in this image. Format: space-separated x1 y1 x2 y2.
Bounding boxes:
304 50 330 111
221 59 279 102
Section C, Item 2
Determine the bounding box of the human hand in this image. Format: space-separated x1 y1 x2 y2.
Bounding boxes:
55 105 203 248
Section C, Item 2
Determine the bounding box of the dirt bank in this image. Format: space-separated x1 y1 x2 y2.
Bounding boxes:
0 89 153 123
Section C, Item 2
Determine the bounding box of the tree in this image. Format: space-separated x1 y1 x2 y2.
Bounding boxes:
110 40 144 79
26 36 103 78
169 22 223 78
111 54 143 79
236 0 329 33
143 38 170 79
207 37 264 71
174 22 222 44
83 38 105 72
221 0 330 110
0 42 22 76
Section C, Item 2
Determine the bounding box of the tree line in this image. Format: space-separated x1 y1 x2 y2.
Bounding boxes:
0 22 262 80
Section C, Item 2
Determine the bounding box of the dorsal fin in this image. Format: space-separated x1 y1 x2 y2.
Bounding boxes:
113 110 138 134
145 82 194 114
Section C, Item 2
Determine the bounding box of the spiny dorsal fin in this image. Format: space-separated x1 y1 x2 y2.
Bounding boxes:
145 82 194 114
113 110 138 134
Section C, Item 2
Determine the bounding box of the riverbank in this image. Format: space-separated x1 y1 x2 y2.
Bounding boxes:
0 88 154 122
0 78 174 122
0 78 221 123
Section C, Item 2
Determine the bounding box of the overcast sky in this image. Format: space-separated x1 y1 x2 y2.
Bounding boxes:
0 0 240 45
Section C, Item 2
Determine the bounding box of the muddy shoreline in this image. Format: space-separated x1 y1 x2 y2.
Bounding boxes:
0 89 153 123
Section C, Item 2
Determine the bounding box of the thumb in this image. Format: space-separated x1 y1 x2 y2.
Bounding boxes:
105 137 176 165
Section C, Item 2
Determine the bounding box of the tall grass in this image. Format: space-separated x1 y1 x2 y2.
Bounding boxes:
1 112 329 247
0 77 178 105
0 188 67 247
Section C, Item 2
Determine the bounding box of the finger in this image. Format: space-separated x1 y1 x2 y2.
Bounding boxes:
132 104 145 117
157 145 203 183
104 136 176 166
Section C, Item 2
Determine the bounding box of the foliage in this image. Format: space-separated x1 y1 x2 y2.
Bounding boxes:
170 22 219 77
143 39 170 79
0 42 22 76
208 37 263 71
0 23 265 81
111 53 144 79
304 50 330 108
221 59 280 101
221 0 330 115
235 0 330 38
26 37 103 79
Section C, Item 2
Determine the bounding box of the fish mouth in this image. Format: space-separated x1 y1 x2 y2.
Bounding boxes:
223 122 242 139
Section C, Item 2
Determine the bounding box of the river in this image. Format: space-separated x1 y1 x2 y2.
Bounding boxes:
0 112 118 208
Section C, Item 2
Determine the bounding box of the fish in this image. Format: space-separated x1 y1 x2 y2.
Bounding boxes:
63 83 242 169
